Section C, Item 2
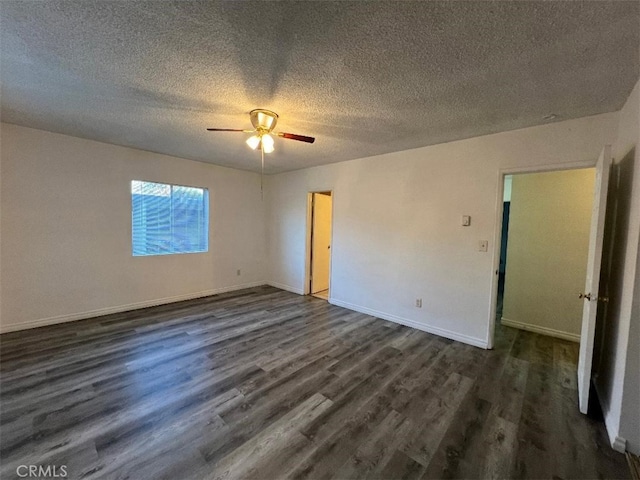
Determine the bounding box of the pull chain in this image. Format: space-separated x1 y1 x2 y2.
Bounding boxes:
261 143 264 200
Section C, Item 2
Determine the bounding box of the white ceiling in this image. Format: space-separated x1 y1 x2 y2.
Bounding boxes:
1 1 638 173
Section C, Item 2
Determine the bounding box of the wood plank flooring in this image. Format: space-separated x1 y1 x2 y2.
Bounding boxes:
0 286 629 479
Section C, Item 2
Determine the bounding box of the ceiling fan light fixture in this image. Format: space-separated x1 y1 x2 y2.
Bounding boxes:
263 143 275 154
246 135 261 150
262 134 275 153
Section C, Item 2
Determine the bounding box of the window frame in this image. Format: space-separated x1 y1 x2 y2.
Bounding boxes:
131 179 210 257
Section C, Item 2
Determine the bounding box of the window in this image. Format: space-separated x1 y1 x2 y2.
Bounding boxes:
132 180 209 256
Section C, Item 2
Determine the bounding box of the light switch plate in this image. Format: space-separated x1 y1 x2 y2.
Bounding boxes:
478 240 488 252
462 215 471 226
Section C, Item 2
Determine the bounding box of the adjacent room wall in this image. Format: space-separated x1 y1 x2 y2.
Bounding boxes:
266 112 619 348
310 192 332 294
595 80 640 454
0 123 267 332
501 169 595 341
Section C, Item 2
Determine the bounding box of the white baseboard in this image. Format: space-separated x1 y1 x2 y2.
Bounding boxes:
612 435 627 453
266 281 305 295
329 298 488 349
501 318 580 343
0 281 265 334
594 379 629 453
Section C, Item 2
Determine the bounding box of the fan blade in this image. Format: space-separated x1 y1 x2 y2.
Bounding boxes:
206 128 254 132
276 132 316 143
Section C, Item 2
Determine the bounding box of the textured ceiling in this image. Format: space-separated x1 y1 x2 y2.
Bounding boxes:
1 1 638 174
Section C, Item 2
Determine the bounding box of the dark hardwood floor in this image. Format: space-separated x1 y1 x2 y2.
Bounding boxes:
0 286 629 479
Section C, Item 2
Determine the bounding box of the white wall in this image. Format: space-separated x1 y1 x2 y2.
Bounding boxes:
0 123 267 332
595 80 640 454
624 238 640 454
617 81 640 456
0 126 3 329
266 112 619 348
502 169 595 341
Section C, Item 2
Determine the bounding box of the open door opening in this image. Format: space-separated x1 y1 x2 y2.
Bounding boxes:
496 175 512 320
307 191 333 300
491 146 612 415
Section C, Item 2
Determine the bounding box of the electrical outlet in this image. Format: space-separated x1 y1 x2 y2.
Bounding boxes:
478 240 488 252
236 269 241 276
415 298 422 308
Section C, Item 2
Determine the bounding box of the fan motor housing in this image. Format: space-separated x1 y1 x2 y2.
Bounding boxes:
250 109 279 132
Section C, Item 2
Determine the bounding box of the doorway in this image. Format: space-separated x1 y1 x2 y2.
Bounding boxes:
490 147 612 414
496 175 512 319
306 191 333 300
495 168 596 338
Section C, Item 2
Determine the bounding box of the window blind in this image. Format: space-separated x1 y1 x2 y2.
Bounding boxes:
132 180 209 256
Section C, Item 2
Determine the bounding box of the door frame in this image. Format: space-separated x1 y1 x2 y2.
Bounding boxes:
487 159 597 349
304 190 334 296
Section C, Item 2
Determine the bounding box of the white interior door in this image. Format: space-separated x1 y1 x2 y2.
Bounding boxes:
577 145 612 414
311 193 332 293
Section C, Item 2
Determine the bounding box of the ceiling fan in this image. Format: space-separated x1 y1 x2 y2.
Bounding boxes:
207 109 314 196
206 109 315 154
